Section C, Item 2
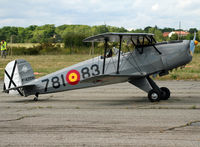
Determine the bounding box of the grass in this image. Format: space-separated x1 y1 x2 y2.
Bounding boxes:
190 105 197 109
0 54 200 80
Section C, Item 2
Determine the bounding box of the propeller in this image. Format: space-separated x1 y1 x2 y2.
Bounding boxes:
190 32 198 55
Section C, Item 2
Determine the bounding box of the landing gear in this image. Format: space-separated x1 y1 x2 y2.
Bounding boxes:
147 76 171 102
33 93 39 101
148 87 171 102
129 76 171 102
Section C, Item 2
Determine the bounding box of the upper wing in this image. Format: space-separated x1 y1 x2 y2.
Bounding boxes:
83 32 155 44
80 72 146 84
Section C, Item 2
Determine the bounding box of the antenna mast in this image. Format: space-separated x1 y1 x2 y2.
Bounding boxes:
178 21 181 40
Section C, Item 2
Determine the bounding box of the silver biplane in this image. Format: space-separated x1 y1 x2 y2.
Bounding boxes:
3 33 198 102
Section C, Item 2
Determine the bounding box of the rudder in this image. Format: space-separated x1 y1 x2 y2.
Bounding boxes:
4 59 35 96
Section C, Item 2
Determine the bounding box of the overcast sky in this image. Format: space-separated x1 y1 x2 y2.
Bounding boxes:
0 0 200 30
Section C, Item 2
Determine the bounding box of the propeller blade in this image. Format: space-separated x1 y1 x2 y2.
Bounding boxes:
190 32 198 54
190 40 195 54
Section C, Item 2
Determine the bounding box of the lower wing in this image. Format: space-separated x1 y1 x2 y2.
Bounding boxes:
81 72 146 84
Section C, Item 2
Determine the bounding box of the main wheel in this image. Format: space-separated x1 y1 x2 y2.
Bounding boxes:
160 87 170 100
148 89 161 102
33 97 38 101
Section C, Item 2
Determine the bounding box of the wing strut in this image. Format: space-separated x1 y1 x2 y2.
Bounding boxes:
102 38 108 74
116 35 122 74
145 36 162 55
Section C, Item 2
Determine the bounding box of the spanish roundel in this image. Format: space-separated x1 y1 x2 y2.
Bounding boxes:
66 70 80 85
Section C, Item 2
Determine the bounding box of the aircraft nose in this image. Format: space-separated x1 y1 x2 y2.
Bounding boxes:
190 40 198 55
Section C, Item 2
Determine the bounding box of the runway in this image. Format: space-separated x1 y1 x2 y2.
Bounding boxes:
0 81 200 146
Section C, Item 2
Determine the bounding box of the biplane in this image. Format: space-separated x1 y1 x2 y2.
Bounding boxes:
3 33 198 102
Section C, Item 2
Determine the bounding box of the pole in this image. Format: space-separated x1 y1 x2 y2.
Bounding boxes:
92 41 94 55
10 35 13 56
178 21 181 40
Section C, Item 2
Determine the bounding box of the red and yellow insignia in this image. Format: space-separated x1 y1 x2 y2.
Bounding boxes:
66 70 80 85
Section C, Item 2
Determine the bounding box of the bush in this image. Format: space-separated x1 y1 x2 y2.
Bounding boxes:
195 45 200 53
8 43 62 55
9 47 40 55
38 43 62 54
63 32 90 54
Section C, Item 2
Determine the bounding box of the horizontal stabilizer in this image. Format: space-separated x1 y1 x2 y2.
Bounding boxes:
3 84 36 93
81 72 146 84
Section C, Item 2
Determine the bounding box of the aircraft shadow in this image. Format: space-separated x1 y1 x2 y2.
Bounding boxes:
4 96 149 105
99 97 149 106
4 98 52 103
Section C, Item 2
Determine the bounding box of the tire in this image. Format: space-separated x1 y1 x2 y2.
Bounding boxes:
148 89 161 102
160 87 170 100
33 97 38 101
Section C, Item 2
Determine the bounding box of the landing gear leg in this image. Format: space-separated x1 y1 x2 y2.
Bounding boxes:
129 77 171 102
147 76 162 102
33 93 39 101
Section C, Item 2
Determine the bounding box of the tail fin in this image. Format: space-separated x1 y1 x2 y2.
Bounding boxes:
3 59 35 96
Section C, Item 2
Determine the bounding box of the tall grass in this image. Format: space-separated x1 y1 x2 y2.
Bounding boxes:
194 44 200 53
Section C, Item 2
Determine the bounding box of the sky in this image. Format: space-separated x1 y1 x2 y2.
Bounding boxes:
0 0 200 30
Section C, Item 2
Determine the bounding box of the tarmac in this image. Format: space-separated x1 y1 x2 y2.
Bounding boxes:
0 80 200 146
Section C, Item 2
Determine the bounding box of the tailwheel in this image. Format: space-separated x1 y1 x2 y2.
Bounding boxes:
160 87 170 100
33 97 38 101
33 93 39 101
148 89 161 102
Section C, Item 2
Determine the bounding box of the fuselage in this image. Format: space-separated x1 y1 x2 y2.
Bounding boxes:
25 40 192 96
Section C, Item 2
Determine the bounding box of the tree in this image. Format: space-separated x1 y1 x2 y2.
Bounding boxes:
17 27 26 43
148 27 164 42
63 32 89 54
92 25 109 35
26 25 38 31
189 28 198 34
144 26 152 33
132 29 144 33
1 24 198 44
31 24 55 43
107 26 128 32
170 34 178 40
0 26 18 42
161 27 175 33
